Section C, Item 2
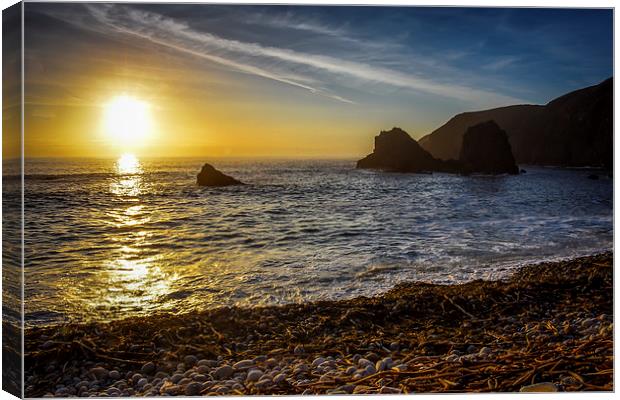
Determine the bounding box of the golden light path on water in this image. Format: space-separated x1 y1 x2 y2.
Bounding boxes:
69 154 175 317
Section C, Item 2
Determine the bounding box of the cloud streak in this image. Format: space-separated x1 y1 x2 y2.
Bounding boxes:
56 4 527 107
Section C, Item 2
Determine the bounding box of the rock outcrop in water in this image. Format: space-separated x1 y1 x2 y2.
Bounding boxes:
356 127 458 173
459 121 519 175
418 78 612 168
197 163 243 186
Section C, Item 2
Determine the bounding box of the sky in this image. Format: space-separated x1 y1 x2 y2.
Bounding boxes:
21 4 613 158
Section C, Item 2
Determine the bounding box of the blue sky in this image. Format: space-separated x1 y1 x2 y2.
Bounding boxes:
24 4 613 156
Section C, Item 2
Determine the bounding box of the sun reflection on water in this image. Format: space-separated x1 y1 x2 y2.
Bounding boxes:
70 154 173 318
116 153 140 174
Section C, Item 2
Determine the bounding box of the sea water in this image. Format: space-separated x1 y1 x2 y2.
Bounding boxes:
10 157 612 325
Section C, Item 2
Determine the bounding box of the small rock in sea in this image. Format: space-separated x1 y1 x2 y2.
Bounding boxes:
389 341 400 351
246 369 263 383
365 352 380 362
294 345 305 354
345 366 357 375
265 358 278 368
253 355 268 363
171 374 184 384
141 362 156 375
89 367 109 381
233 360 255 370
467 345 477 353
185 382 203 396
213 365 234 380
184 355 198 366
520 382 559 392
108 370 121 380
193 374 208 382
136 378 148 388
365 364 377 375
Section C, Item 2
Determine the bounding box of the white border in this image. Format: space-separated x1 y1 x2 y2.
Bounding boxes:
0 1 616 399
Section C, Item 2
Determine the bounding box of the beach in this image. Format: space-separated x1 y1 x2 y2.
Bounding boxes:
24 252 613 396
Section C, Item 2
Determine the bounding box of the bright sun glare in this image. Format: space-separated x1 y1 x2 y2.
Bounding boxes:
104 95 152 147
117 153 140 174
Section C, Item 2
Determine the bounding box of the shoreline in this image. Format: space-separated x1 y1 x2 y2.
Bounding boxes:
25 252 613 396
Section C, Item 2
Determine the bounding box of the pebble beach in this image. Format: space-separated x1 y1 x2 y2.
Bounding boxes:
25 253 613 396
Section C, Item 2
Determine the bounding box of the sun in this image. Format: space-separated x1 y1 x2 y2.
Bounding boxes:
103 95 152 147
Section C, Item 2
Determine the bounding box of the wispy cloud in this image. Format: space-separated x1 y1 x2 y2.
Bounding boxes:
245 11 347 37
49 4 527 107
483 56 520 71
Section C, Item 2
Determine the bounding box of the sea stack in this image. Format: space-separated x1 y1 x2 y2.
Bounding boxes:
356 127 444 172
459 121 519 175
197 163 243 186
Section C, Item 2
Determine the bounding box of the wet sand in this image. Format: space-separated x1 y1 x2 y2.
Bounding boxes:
25 252 612 396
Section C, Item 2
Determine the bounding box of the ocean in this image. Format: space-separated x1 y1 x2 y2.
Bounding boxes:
10 157 613 326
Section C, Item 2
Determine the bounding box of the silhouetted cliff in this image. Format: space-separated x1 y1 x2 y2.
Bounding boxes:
419 78 612 168
357 126 518 175
460 121 519 175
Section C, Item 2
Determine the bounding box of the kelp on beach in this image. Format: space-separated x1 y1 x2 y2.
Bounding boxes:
25 253 613 396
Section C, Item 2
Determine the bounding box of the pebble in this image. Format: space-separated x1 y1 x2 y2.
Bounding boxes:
213 365 234 380
184 355 198 366
358 358 373 368
273 373 287 384
198 359 218 367
479 347 492 356
294 345 305 354
89 367 109 381
185 382 203 396
170 374 183 384
246 369 263 382
108 370 121 380
312 357 326 367
233 360 255 370
141 362 156 375
393 364 408 372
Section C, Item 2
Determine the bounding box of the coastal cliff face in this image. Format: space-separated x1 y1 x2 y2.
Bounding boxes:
418 78 613 168
459 121 519 175
357 125 519 175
